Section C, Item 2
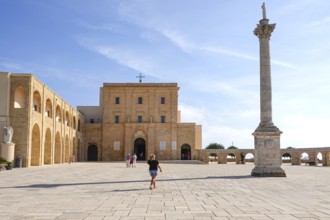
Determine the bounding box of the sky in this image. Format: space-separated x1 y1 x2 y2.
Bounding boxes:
1 0 330 149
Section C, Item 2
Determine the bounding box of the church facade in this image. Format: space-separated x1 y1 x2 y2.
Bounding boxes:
0 72 202 167
78 82 202 161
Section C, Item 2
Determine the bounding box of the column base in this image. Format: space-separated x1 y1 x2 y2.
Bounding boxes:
251 166 286 177
1 142 15 162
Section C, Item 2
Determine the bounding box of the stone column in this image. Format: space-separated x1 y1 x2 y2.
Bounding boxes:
251 3 286 177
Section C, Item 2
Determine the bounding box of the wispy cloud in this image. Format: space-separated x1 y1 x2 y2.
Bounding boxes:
0 62 22 71
308 16 330 27
157 28 297 69
76 37 161 78
75 20 125 33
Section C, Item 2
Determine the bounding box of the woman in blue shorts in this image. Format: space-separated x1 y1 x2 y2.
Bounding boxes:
147 154 162 190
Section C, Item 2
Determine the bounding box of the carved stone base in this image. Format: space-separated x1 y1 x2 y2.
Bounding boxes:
252 129 286 177
1 142 15 162
251 166 286 177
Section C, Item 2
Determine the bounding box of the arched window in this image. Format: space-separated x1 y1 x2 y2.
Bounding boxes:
55 105 61 122
78 119 81 132
14 85 25 108
73 116 76 129
33 91 41 113
45 99 52 118
65 111 70 126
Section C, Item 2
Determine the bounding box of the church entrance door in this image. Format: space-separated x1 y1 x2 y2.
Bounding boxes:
87 144 98 161
134 138 146 160
181 144 191 160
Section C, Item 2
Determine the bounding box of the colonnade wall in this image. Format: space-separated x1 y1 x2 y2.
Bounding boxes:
199 148 330 166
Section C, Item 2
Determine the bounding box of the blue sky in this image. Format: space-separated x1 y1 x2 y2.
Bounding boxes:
1 0 330 149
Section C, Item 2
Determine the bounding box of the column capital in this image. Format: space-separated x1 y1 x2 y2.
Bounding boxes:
254 23 276 39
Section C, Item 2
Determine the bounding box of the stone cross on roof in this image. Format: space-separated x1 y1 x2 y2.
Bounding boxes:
136 73 145 83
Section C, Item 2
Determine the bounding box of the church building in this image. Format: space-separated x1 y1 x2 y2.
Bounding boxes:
0 72 202 167
78 82 202 161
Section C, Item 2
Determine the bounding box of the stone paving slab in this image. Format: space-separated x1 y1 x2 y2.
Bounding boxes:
0 162 330 220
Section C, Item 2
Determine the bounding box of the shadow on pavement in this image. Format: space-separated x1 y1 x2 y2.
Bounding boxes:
1 175 255 189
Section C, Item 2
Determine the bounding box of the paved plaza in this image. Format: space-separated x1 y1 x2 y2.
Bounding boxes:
0 162 330 220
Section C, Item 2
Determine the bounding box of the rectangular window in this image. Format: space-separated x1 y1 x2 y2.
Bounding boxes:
161 97 165 104
115 116 120 123
138 97 143 104
161 116 165 123
138 116 142 123
115 97 120 104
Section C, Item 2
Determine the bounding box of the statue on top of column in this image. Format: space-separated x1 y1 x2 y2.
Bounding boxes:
262 2 267 19
3 126 14 143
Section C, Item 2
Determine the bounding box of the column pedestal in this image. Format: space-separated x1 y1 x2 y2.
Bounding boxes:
251 131 286 177
1 142 15 163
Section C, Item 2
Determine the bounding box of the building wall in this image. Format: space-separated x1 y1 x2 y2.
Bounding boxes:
0 73 84 167
0 72 11 144
80 83 202 161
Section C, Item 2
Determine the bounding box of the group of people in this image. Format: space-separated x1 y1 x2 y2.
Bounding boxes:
125 153 137 167
125 152 162 190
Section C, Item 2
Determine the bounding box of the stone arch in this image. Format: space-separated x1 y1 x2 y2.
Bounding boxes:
55 105 61 122
73 116 76 129
44 128 52 165
282 152 292 164
64 135 70 163
87 144 98 161
227 152 236 163
31 123 41 166
33 90 42 113
72 137 77 160
65 111 70 126
245 153 255 163
78 119 81 132
14 85 25 108
77 139 81 162
45 99 52 118
301 152 309 162
181 144 191 160
54 132 61 163
208 152 218 163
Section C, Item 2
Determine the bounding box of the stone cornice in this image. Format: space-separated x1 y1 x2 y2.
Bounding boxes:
253 122 282 135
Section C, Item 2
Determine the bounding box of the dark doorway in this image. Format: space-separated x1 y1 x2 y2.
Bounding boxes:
87 145 98 161
134 138 146 160
181 144 191 160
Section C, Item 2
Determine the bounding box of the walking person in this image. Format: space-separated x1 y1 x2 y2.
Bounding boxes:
130 154 134 167
133 153 137 167
126 153 130 168
147 154 162 190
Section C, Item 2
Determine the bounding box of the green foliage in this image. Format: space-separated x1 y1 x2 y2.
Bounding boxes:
227 145 238 149
282 153 291 159
228 153 236 158
287 146 294 149
209 153 217 157
206 143 224 149
0 157 8 164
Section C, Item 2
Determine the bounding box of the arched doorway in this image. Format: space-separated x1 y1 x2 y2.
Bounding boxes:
134 138 146 160
44 128 52 165
54 132 61 164
31 123 41 166
181 144 191 160
87 145 98 161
